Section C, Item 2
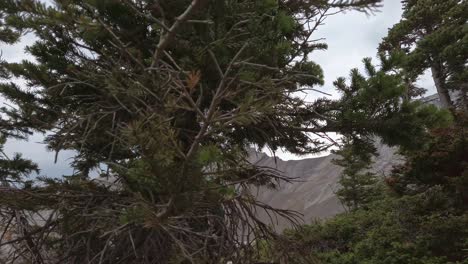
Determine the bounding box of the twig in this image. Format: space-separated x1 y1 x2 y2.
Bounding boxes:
149 0 204 68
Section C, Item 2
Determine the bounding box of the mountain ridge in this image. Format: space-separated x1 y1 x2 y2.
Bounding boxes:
249 140 399 231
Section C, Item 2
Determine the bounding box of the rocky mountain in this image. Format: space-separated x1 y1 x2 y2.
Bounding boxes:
249 141 400 231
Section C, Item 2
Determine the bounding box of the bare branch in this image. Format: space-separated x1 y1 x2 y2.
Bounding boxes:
149 0 204 68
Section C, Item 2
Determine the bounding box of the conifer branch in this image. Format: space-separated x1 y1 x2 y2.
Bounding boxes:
149 0 204 68
185 42 248 159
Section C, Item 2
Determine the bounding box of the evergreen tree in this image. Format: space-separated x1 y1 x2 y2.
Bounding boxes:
0 0 452 263
259 49 464 264
331 56 452 210
249 56 457 264
379 0 468 110
332 136 379 210
273 114 467 264
389 112 468 205
256 1 468 262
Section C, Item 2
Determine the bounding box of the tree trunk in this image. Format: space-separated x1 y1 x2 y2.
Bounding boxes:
430 64 453 109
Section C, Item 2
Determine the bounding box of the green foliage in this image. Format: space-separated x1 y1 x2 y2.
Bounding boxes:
197 144 222 165
390 114 468 198
330 57 452 150
277 10 296 34
0 135 38 183
332 137 381 210
5 0 462 263
279 187 468 264
379 0 468 109
267 115 468 264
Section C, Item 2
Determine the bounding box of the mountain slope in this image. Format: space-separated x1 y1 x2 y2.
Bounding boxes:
249 141 399 231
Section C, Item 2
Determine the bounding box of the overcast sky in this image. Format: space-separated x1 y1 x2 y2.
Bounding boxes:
276 0 434 160
2 0 436 177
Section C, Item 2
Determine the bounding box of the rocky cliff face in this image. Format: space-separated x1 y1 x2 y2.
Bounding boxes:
248 141 400 231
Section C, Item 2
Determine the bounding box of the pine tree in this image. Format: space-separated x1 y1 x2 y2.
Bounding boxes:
275 114 468 264
248 57 455 264
332 136 379 210
0 0 452 263
331 57 452 149
332 56 451 210
379 0 468 110
390 112 468 203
